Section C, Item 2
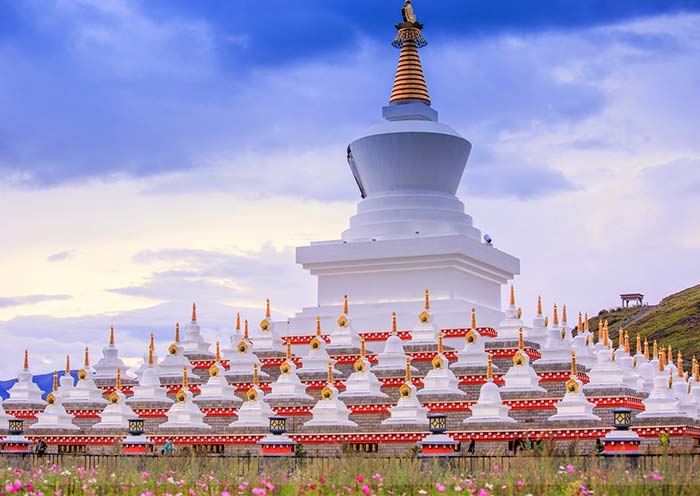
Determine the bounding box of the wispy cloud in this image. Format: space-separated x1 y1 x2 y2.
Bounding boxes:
0 294 72 308
46 250 75 262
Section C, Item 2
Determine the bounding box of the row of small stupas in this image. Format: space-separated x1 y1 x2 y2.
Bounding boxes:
1 290 698 453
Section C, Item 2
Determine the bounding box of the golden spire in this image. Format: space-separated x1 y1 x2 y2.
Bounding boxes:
562 305 568 325
537 296 542 316
678 351 684 378
236 312 241 331
659 348 666 372
653 340 658 359
343 294 349 315
668 345 673 365
518 328 524 351
327 362 333 385
603 323 610 348
636 334 642 354
84 346 90 367
598 321 603 342
24 349 29 369
149 333 155 352
471 308 477 329
544 316 549 328
244 320 249 340
437 331 444 354
584 313 589 332
215 341 221 363
392 312 398 333
694 356 699 382
578 312 583 333
571 352 577 376
509 285 515 306
286 340 292 359
148 345 154 366
405 357 412 382
668 368 673 389
553 304 559 326
182 366 188 388
360 335 366 357
424 289 430 310
65 355 71 374
175 323 180 342
253 364 259 386
116 369 122 390
315 316 322 336
109 325 115 346
265 298 271 319
618 327 624 349
624 333 630 354
486 355 493 381
191 302 197 322
644 338 649 360
390 2 430 105
53 370 58 392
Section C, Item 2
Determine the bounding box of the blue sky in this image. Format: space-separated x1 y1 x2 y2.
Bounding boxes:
1 0 699 379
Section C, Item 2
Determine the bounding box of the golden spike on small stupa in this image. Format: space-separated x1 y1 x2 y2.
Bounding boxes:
265 298 271 319
244 320 249 340
644 338 650 359
518 327 524 351
653 340 658 360
624 333 630 354
668 345 673 365
84 346 90 367
486 355 493 381
659 349 666 372
636 334 642 354
65 355 71 374
23 349 29 369
668 369 673 389
215 341 221 363
191 302 197 322
389 1 430 104
253 364 259 386
598 321 603 342
327 362 333 385
52 370 58 392
392 312 398 333
544 316 549 328
584 313 589 331
149 333 155 352
360 335 366 357
175 323 180 342
517 307 522 319
571 352 577 376
405 358 412 382
618 327 624 349
109 325 115 346
315 316 322 336
611 349 616 362
562 305 568 324
148 345 154 366
424 289 430 310
603 325 610 348
236 313 241 331
438 331 444 354
510 285 515 306
116 369 122 390
537 295 542 316
286 341 292 360
343 294 349 315
182 366 188 388
578 312 583 333
553 304 559 326
694 356 699 382
677 351 684 378
471 308 477 329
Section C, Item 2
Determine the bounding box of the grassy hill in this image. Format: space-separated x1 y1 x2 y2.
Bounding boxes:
586 285 700 366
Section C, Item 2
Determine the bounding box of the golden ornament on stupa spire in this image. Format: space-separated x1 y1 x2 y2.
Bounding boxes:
644 338 650 360
84 346 90 367
578 312 583 333
24 349 29 369
191 302 197 322
392 312 398 333
693 356 699 382
518 327 525 351
215 341 221 363
315 316 322 336
65 355 71 374
668 345 673 365
253 364 259 386
116 369 122 390
509 285 516 306
109 325 115 346
390 0 430 105
653 340 658 360
182 366 188 388
286 340 292 360
562 305 568 325
405 357 412 382
571 352 577 376
677 351 684 378
265 299 271 319
327 362 333 385
148 345 154 366
52 370 58 392
149 333 155 352
175 323 180 342
471 308 477 329
552 304 559 327
486 355 494 381
343 294 349 315
658 348 666 372
624 333 630 354
360 335 366 357
636 334 642 355
537 295 542 316
236 313 241 331
244 320 249 340
437 331 444 354
618 327 624 349
424 289 430 310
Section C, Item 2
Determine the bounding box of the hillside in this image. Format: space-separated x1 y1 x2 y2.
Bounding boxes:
588 285 700 365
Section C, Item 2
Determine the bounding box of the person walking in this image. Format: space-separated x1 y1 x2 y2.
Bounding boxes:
162 437 177 457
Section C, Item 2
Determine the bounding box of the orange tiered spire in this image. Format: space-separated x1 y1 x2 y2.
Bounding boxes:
24 350 29 369
265 299 271 319
392 312 398 333
424 289 430 310
678 351 684 378
109 326 115 346
149 333 155 352
65 355 71 374
562 305 568 325
327 362 334 385
509 285 516 306
518 328 525 351
578 312 583 333
116 369 122 391
286 340 292 360
175 323 180 342
537 296 543 316
244 320 249 340
191 302 197 322
52 371 59 392
315 316 322 336
148 345 154 366
552 304 559 327
84 346 90 367
571 352 577 376
405 358 412 382
471 308 477 329
343 295 349 315
182 366 189 388
360 335 366 357
486 355 494 381
215 341 221 363
236 313 241 331
390 1 430 105
437 331 444 354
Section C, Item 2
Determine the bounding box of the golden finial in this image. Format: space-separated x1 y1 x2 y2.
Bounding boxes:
23 349 29 369
571 352 577 376
109 325 115 346
603 324 610 348
343 294 349 315
636 334 642 354
678 351 684 378
253 364 259 386
562 305 568 325
618 327 624 349
584 313 589 331
668 345 673 364
327 362 333 385
694 356 699 382
486 355 493 381
518 328 524 350
52 370 58 392
244 320 249 340
611 349 616 362
148 345 154 366
84 346 90 367
392 312 398 333
653 340 658 360
286 341 292 360
149 332 155 352
390 0 430 105
424 289 430 310
182 366 188 388
471 308 477 329
215 341 221 363
265 298 271 319
116 368 122 390
315 316 322 336
598 321 603 342
405 357 412 382
509 285 515 306
552 304 559 326
517 307 522 319
191 302 197 322
175 323 180 343
65 355 71 374
544 316 549 328
578 312 583 333
437 331 444 354
668 369 673 389
658 349 666 372
644 338 649 360
624 333 630 354
360 335 366 357
236 313 241 331
537 295 542 316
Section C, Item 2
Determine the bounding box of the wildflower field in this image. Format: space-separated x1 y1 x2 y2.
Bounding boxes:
1 454 698 496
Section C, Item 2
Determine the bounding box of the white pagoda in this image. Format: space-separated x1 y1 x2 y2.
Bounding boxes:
29 372 79 431
4 351 45 407
230 365 275 428
66 347 107 405
327 295 361 350
381 358 429 426
304 363 357 428
160 368 211 429
548 353 600 421
181 303 213 358
94 371 137 429
463 356 516 424
339 336 388 400
267 342 313 401
93 326 131 380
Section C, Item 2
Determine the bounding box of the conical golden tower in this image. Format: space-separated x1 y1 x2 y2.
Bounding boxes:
390 1 430 105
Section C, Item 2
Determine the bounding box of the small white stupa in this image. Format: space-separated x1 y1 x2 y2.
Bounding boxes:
499 328 546 394
671 353 698 418
159 323 198 380
463 356 516 424
252 299 285 353
5 351 45 407
374 312 415 375
418 332 465 399
495 286 529 341
135 333 160 380
267 342 313 401
339 336 388 400
559 305 573 343
194 342 241 404
451 309 494 373
127 345 172 406
637 340 657 392
618 331 641 391
29 371 79 431
637 350 680 418
298 317 342 378
67 347 107 405
632 334 649 371
328 295 361 350
181 303 213 358
382 358 429 426
689 357 700 408
527 296 548 346
93 326 131 380
409 289 438 345
304 363 357 427
230 365 275 428
222 313 244 357
571 329 596 369
94 370 138 429
536 304 573 365
548 353 600 421
583 328 624 391
58 355 75 398
225 320 269 379
160 367 211 429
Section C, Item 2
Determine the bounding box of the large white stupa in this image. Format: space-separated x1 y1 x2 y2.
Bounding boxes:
290 10 519 333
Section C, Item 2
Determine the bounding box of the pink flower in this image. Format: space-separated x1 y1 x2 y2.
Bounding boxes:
222 492 231 496
361 485 370 495
435 483 446 493
493 464 500 473
373 474 383 482
356 475 364 484
141 492 154 496
649 472 663 481
252 489 267 496
142 472 150 479
478 489 490 496
319 477 326 484
567 464 575 473
516 480 524 488
579 485 594 495
265 482 275 492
